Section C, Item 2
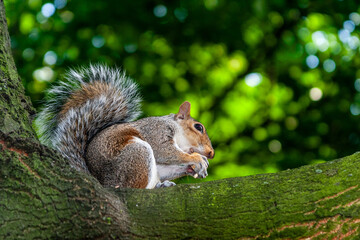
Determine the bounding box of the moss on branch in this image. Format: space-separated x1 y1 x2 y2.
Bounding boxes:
119 152 360 239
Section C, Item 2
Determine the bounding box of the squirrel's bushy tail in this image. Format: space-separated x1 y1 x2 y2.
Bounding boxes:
35 64 141 172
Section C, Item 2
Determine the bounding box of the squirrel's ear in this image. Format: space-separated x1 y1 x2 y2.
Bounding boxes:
176 101 191 120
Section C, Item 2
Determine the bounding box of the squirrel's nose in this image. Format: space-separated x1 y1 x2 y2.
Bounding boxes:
207 150 214 159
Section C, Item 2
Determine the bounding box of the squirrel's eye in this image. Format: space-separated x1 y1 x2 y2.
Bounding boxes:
194 123 204 133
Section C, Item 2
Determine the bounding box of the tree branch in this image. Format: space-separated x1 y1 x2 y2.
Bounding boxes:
117 152 360 239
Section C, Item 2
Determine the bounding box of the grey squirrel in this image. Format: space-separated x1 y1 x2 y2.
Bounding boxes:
35 64 214 189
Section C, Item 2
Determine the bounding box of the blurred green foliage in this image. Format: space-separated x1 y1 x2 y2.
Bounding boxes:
5 0 360 183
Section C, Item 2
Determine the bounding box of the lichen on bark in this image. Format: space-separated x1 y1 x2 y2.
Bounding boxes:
0 0 35 139
118 152 360 239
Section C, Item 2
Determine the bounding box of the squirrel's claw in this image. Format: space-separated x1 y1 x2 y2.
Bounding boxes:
198 167 208 178
187 158 208 179
202 156 209 168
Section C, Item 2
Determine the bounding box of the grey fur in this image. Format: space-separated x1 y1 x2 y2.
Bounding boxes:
35 64 142 172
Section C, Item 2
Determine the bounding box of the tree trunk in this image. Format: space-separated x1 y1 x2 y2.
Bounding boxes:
1 1 360 239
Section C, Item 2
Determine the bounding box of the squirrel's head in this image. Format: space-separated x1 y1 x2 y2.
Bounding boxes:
174 101 215 159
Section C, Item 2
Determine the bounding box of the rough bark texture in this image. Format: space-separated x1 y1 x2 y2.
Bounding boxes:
1 1 360 239
0 0 35 140
119 153 360 239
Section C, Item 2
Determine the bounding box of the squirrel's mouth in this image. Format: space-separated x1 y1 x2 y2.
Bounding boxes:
188 147 214 159
186 164 195 173
186 164 199 178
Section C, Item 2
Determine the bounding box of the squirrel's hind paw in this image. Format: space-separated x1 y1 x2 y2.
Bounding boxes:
156 180 176 188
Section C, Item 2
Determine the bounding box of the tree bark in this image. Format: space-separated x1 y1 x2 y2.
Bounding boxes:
1 1 360 239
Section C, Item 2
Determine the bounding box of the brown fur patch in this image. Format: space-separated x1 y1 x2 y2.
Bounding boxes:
131 165 149 189
60 82 112 117
105 127 143 158
103 126 149 188
85 125 150 188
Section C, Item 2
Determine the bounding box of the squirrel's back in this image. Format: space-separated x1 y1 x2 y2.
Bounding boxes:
35 64 142 172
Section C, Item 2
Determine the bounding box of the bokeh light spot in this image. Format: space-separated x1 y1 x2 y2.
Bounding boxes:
60 10 74 23
338 29 351 43
153 5 167 18
298 27 310 41
268 140 282 153
350 104 360 115
91 36 105 48
44 51 57 65
354 79 360 92
41 3 55 18
54 0 67 9
229 59 240 69
348 36 360 49
306 55 319 69
285 116 298 130
253 128 267 141
349 12 360 25
312 31 329 52
22 48 35 61
343 20 355 32
124 44 137 53
309 87 323 101
33 67 54 82
174 8 188 22
20 13 35 34
323 59 336 73
305 43 317 55
245 73 262 87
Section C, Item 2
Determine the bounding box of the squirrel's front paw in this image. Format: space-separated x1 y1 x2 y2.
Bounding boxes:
187 155 209 179
156 180 176 188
